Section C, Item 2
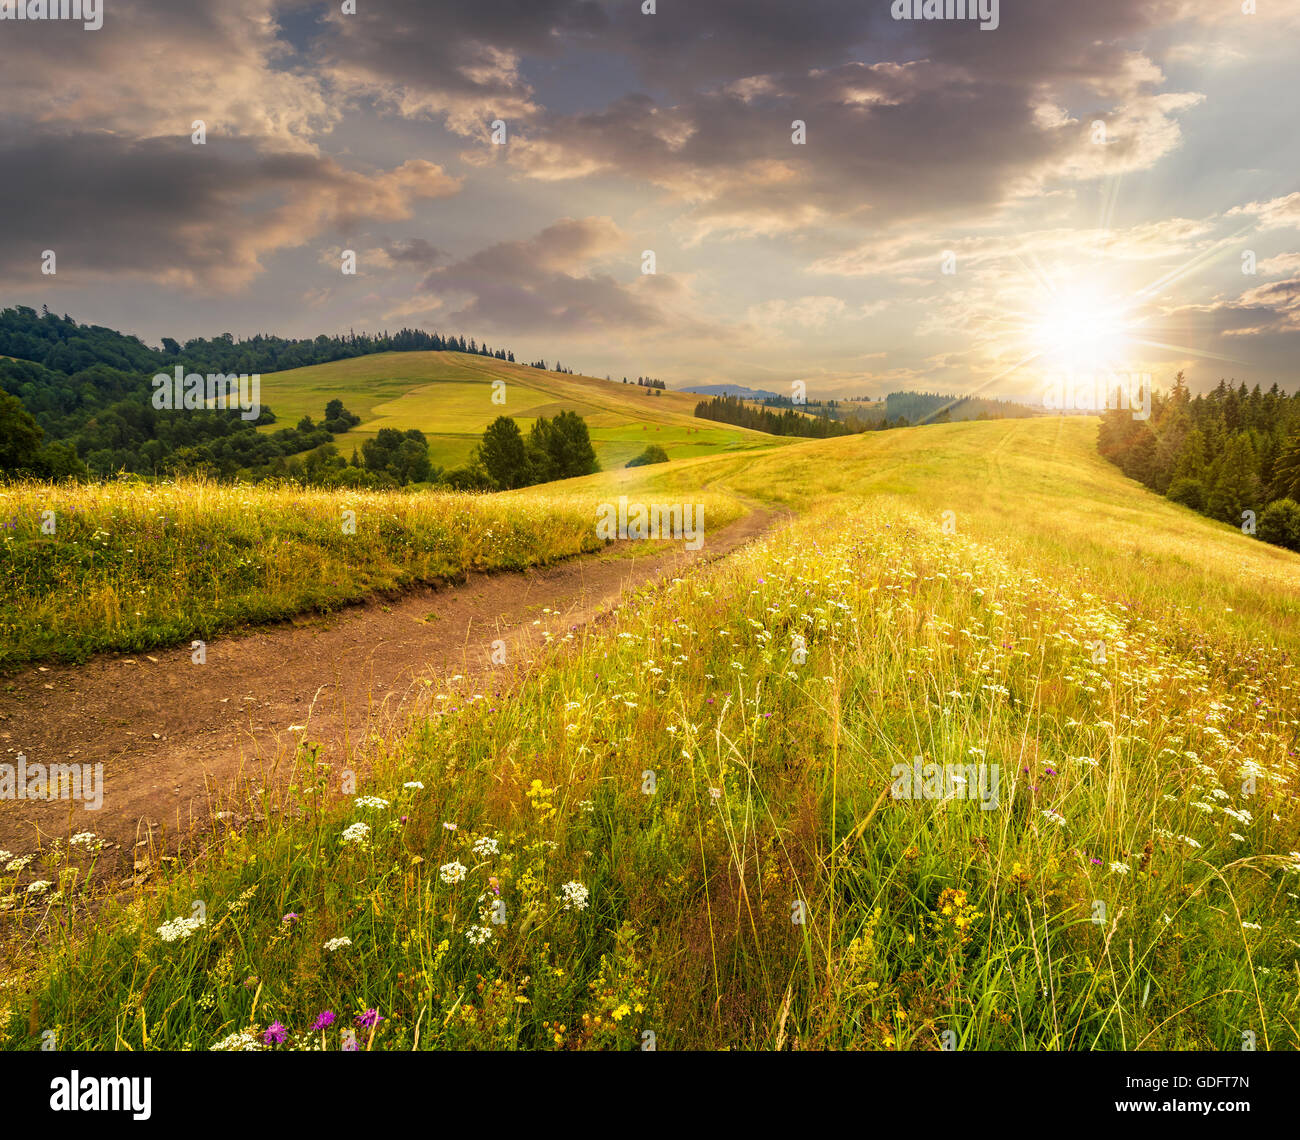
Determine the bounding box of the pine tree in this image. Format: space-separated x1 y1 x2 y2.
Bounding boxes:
1206 433 1260 524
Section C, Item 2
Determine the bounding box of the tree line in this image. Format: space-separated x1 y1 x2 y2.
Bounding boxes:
693 395 865 438
0 306 527 481
1098 373 1300 551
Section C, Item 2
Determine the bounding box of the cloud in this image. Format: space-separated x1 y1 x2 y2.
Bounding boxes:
415 216 721 338
1228 193 1300 232
0 0 335 153
0 133 461 292
747 296 849 328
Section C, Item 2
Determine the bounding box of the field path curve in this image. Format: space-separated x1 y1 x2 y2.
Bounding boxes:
0 504 781 882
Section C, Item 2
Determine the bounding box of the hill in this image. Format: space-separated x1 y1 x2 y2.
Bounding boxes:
6 417 1299 1051
674 383 782 399
259 351 786 470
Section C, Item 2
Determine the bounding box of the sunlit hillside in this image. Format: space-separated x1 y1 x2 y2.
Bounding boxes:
5 417 1299 1050
257 351 785 470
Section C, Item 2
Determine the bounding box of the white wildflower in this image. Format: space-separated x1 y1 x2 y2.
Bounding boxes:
340 822 370 845
560 880 589 911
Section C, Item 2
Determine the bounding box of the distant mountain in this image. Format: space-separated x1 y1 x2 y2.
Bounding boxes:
675 383 781 400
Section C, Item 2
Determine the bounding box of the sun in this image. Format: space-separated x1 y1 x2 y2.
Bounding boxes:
1026 284 1135 373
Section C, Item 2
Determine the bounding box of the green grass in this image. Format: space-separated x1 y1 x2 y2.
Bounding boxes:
0 478 744 670
258 351 787 470
3 417 1299 1050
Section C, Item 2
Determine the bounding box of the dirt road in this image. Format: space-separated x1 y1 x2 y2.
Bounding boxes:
0 506 778 881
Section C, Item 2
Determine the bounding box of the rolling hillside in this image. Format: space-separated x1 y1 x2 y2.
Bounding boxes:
6 417 1300 1050
258 351 786 470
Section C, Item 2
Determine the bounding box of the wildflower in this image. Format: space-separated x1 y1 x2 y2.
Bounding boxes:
282 912 300 924
340 822 370 845
26 880 52 895
156 913 206 942
354 1009 382 1029
440 861 467 884
354 796 390 810
312 1011 336 1031
465 925 492 945
210 1028 265 1051
443 822 458 831
324 936 352 952
560 881 589 911
263 1022 288 1046
403 781 424 790
1109 862 1130 875
472 836 500 858
1041 809 1067 828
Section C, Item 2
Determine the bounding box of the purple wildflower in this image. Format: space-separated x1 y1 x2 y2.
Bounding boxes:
263 1022 288 1045
312 1010 336 1031
355 1009 382 1029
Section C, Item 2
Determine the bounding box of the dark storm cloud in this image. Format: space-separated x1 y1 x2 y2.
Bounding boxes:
0 132 460 291
352 0 1198 241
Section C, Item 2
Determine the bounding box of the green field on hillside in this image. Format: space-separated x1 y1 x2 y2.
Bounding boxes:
258 352 786 470
4 417 1300 1050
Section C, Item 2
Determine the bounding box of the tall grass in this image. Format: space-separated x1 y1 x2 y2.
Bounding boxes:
4 485 1296 1049
0 478 742 670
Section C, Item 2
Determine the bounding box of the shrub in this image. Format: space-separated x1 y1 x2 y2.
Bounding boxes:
1258 498 1300 551
1166 477 1205 512
626 444 669 468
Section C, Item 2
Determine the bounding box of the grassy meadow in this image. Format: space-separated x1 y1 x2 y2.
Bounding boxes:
257 351 785 470
2 417 1299 1050
0 476 746 670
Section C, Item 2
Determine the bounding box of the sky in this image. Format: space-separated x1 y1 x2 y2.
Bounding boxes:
1 0 1297 402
